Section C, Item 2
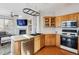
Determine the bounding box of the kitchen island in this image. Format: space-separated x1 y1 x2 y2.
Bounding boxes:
11 34 45 55
11 35 34 55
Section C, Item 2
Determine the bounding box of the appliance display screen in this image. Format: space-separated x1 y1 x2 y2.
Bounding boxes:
17 19 27 26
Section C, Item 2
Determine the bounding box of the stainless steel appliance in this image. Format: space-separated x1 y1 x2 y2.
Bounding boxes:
61 20 77 28
60 29 78 53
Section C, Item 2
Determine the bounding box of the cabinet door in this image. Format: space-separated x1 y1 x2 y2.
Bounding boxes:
51 17 56 27
45 34 51 46
44 16 55 27
14 42 21 55
55 16 62 27
44 17 50 27
61 16 68 21
77 13 79 27
40 35 45 48
45 34 56 46
56 34 60 47
50 34 56 46
34 36 40 53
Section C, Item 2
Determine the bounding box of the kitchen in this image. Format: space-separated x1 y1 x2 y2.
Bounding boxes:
0 3 79 55
11 4 79 55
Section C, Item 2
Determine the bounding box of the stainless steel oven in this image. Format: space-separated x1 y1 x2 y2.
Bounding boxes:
60 29 78 53
61 35 78 49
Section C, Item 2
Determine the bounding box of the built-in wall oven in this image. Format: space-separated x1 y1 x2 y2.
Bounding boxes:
60 29 78 53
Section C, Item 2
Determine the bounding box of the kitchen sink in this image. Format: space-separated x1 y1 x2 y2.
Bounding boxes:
30 33 41 36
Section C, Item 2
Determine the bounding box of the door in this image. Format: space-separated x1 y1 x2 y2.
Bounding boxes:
45 34 56 46
21 39 34 55
45 34 51 46
34 36 40 53
56 34 60 47
40 34 45 48
66 37 78 49
61 36 67 46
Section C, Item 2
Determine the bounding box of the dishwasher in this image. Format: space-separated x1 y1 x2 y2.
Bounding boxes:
21 38 34 55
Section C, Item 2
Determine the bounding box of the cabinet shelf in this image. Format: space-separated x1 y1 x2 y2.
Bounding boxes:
44 16 56 27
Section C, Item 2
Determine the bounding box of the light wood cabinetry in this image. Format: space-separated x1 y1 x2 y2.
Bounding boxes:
13 41 21 55
34 35 40 53
45 34 56 46
44 16 56 27
55 12 79 27
55 16 62 27
40 34 45 48
77 13 79 27
34 34 45 53
43 12 79 27
61 16 69 21
56 34 60 47
60 13 78 21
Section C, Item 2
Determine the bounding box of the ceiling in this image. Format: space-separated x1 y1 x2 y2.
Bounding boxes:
0 3 79 17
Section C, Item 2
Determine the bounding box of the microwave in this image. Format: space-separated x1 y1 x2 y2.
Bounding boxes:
61 21 77 28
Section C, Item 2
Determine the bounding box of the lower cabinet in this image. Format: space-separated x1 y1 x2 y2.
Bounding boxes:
34 34 45 53
40 34 45 48
13 41 21 55
21 38 34 55
56 34 60 47
34 35 40 53
45 34 56 46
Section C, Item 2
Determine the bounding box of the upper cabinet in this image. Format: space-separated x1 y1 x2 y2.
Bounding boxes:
60 13 78 21
43 16 56 27
55 12 79 27
43 12 79 28
55 16 62 27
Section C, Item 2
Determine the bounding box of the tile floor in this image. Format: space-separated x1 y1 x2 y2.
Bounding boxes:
0 42 11 55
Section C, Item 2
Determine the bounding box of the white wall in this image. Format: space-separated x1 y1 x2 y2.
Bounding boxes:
55 4 79 16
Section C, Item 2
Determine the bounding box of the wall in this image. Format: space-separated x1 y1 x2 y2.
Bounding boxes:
55 4 79 16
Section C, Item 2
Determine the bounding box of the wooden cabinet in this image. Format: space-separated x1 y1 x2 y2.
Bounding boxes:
61 16 69 21
34 35 40 53
61 13 78 21
77 13 79 27
55 13 79 27
45 34 56 46
55 16 62 27
34 34 45 53
44 16 56 27
56 34 60 47
40 34 45 48
13 41 21 55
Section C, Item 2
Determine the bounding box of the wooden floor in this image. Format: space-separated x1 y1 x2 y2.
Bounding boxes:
35 46 76 55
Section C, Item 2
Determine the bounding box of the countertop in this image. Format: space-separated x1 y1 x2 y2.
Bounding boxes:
11 33 59 42
11 34 34 42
